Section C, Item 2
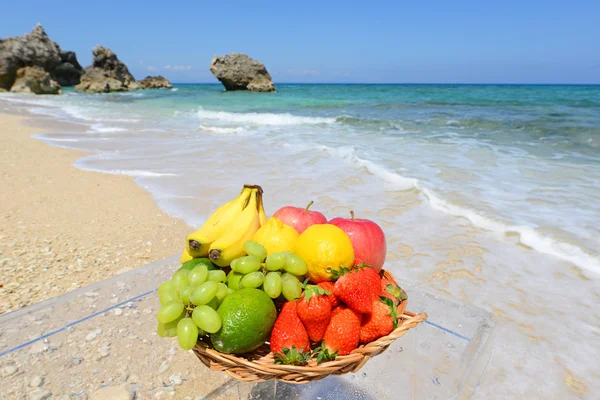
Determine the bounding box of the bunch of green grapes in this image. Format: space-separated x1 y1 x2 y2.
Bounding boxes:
156 263 229 350
226 241 308 301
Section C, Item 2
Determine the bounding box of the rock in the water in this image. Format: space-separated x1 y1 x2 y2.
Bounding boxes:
10 66 61 94
54 50 83 86
0 24 61 90
209 53 275 92
75 45 138 93
138 75 173 89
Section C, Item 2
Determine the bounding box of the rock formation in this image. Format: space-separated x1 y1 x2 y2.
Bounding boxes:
75 45 139 93
209 53 275 92
138 75 173 89
10 66 61 94
0 23 82 91
54 50 83 86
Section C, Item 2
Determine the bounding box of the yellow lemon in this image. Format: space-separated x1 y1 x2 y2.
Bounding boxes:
252 217 299 256
294 224 354 283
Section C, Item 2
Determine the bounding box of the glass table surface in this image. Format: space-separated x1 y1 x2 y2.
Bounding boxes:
0 256 494 399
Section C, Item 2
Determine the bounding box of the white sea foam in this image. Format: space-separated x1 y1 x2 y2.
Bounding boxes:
75 165 178 178
196 107 336 126
197 125 245 135
89 124 127 133
318 144 600 274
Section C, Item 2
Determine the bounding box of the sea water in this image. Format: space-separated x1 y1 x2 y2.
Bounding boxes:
1 84 599 397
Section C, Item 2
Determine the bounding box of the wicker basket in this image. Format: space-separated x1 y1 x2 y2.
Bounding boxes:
192 270 427 384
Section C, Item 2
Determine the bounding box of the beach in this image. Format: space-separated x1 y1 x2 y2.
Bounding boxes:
0 113 191 314
1 84 599 399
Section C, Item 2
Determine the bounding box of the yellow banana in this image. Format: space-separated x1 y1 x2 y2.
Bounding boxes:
257 190 267 226
186 187 253 257
180 249 193 263
208 191 261 267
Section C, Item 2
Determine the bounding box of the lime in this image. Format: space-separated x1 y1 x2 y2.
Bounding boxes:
179 258 216 271
210 288 276 354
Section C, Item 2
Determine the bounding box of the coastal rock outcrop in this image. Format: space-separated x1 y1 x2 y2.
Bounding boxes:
75 45 139 93
54 50 83 86
138 75 173 89
209 53 275 92
0 23 83 91
10 66 61 94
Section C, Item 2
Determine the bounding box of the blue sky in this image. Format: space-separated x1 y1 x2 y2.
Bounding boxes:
2 0 599 84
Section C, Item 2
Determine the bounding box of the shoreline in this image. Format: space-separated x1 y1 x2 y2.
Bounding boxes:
0 112 191 314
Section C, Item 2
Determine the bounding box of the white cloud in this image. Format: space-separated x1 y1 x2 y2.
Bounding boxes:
147 65 157 71
164 65 192 71
287 69 321 77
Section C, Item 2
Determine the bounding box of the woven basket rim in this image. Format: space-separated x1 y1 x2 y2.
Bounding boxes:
192 270 428 384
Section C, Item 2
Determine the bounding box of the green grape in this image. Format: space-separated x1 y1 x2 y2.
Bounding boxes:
265 253 286 271
227 270 243 290
281 274 303 301
188 265 209 286
159 289 179 306
190 281 219 305
177 318 199 350
179 286 194 304
264 272 282 299
230 258 239 271
158 280 173 294
192 305 222 333
206 297 219 310
232 256 261 274
176 269 191 277
240 271 265 288
244 241 267 261
157 301 185 323
208 270 227 283
171 271 190 292
215 283 228 302
157 318 179 338
284 253 308 276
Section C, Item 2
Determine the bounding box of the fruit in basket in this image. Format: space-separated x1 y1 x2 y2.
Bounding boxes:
297 285 332 342
294 224 354 283
240 271 265 288
181 249 193 264
252 217 299 256
320 305 362 357
244 240 267 261
180 258 216 272
186 187 255 257
211 288 276 354
281 273 303 301
227 270 243 290
190 281 219 305
329 211 387 272
265 252 286 271
157 301 185 323
177 318 199 350
273 201 328 234
333 265 381 314
359 297 397 343
192 305 222 333
231 255 261 274
380 277 406 306
317 281 339 307
188 265 209 286
264 272 283 298
208 190 262 267
283 253 308 275
270 301 310 364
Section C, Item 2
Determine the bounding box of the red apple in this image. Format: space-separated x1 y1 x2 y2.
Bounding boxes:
329 211 386 272
273 201 327 234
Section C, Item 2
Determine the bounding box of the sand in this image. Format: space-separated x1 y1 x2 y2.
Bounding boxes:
0 113 191 314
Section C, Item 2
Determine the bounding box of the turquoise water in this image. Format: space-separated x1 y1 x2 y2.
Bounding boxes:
2 84 600 272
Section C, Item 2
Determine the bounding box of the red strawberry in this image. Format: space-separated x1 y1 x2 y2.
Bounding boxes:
270 302 310 364
317 281 339 307
333 265 381 313
380 278 406 306
321 305 362 356
297 285 332 342
360 296 398 343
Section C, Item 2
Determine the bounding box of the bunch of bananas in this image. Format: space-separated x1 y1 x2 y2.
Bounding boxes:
181 185 267 267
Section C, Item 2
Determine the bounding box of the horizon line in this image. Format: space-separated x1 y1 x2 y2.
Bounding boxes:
169 82 600 86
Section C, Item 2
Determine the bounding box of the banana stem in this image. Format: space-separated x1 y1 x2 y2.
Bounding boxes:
243 184 263 195
189 240 201 251
209 249 221 261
